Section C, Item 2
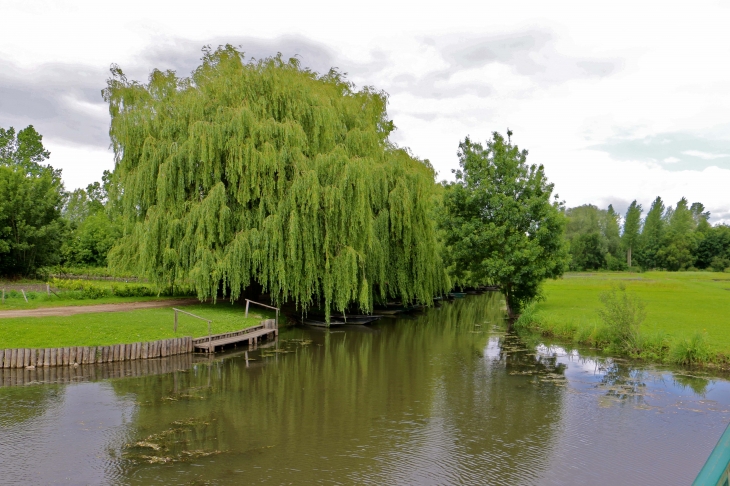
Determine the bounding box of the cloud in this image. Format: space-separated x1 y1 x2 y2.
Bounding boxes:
0 36 364 153
592 128 730 171
681 150 730 160
0 60 110 149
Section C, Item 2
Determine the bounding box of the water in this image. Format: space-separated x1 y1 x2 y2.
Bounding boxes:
1 294 728 485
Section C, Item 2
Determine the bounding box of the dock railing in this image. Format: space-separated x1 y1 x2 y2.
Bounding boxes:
173 308 213 352
245 299 280 333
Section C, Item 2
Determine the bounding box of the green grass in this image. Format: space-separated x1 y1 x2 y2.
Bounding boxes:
0 303 273 348
520 271 730 365
0 294 180 311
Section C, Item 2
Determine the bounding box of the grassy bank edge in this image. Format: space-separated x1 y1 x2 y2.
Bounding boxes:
0 304 275 348
515 304 730 370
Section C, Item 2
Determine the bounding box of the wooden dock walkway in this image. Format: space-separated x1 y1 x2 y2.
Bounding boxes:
193 319 278 353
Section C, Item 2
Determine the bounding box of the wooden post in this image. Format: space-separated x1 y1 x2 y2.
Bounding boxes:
174 309 178 333
2 289 4 304
21 290 27 303
245 299 250 318
208 320 212 354
47 283 50 296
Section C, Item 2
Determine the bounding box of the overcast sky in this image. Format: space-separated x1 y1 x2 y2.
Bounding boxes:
2 0 729 222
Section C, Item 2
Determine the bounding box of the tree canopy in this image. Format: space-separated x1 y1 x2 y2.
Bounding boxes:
440 132 568 315
0 125 65 276
103 45 447 315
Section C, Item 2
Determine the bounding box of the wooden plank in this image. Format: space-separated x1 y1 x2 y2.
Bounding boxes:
126 343 132 361
90 347 97 364
141 342 148 359
0 349 4 369
161 340 167 357
120 344 126 362
69 347 76 365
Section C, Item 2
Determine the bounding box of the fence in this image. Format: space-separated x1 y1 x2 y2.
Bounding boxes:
0 337 193 369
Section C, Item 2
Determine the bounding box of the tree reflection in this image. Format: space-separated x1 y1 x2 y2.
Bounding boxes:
110 294 566 484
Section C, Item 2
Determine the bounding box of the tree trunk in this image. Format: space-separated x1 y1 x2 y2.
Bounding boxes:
627 246 632 268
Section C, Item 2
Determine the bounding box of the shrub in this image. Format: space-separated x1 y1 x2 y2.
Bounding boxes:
597 284 646 353
670 332 714 365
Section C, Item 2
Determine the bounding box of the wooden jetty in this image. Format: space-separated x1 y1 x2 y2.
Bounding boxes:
192 319 278 353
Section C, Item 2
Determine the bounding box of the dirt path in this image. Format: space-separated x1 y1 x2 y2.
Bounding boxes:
0 298 200 319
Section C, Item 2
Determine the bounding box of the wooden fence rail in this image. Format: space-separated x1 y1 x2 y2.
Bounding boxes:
0 336 193 369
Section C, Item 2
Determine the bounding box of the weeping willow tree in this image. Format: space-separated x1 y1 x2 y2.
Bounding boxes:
103 45 447 316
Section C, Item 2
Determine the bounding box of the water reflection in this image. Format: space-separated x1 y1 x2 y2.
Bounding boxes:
0 294 728 485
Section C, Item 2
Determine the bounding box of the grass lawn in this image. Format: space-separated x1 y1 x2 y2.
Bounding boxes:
532 271 730 355
0 294 183 311
0 303 274 348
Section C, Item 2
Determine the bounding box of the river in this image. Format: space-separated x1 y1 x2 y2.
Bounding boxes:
1 293 728 485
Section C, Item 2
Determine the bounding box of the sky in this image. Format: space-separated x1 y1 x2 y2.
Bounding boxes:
2 0 729 223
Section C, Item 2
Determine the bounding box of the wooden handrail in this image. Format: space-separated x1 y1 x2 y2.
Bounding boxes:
173 308 212 352
244 299 280 330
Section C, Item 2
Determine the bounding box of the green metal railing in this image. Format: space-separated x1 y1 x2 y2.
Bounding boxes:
694 422 730 486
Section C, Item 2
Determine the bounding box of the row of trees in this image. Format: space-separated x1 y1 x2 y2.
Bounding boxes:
565 198 729 272
4 45 727 317
0 125 120 275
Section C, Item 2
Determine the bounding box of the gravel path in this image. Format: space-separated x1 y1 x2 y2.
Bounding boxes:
0 298 200 319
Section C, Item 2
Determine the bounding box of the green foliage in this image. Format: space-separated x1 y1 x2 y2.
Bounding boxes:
0 125 66 276
61 171 122 267
695 225 730 269
0 125 51 176
50 277 158 299
597 284 646 353
564 204 623 271
441 131 569 314
570 232 606 270
622 200 642 268
670 331 713 366
636 197 665 269
102 46 447 317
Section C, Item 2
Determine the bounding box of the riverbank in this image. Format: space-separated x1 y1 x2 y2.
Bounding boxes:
517 271 730 367
0 303 270 348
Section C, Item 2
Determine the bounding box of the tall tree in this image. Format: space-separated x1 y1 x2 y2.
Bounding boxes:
622 200 642 267
0 126 65 276
564 204 606 270
690 202 711 233
658 197 697 270
61 173 121 267
603 204 622 266
637 196 665 269
441 131 568 316
103 46 447 316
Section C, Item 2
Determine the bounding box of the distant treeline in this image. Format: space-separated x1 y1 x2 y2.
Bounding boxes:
564 198 729 272
0 125 120 277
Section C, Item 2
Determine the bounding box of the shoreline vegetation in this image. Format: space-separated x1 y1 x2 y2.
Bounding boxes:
516 271 730 369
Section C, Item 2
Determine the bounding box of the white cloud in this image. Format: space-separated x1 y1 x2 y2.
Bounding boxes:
681 150 730 160
1 0 730 215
